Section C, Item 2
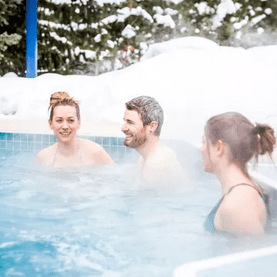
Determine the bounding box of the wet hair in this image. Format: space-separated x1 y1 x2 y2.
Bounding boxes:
205 112 276 178
48 92 80 121
125 96 164 136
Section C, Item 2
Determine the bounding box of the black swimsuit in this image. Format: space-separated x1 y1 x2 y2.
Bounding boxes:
204 183 270 233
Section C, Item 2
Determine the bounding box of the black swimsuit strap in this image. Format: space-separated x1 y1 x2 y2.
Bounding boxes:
227 183 263 196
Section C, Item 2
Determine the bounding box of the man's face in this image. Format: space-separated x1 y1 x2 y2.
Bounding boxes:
121 109 147 149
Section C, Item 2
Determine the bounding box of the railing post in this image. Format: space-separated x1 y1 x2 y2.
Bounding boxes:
26 0 37 78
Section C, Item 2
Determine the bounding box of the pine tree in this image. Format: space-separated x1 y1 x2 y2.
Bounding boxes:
0 0 25 76
2 0 276 76
38 0 117 75
173 0 277 47
38 0 187 74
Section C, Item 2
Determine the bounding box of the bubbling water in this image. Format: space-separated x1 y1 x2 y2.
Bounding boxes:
0 147 277 276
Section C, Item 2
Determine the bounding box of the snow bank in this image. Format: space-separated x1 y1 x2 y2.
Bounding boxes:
1 37 277 146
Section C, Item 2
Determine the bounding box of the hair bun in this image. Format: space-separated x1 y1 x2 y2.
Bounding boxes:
48 92 79 110
253 123 276 156
49 92 70 107
252 125 266 136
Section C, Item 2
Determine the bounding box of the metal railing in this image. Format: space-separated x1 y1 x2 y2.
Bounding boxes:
174 244 277 277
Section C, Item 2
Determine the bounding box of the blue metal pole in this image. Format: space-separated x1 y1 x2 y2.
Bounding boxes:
26 0 37 78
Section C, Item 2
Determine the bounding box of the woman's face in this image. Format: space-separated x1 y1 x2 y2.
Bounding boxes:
49 105 80 143
201 134 214 173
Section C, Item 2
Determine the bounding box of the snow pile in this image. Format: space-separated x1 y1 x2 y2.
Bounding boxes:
195 2 214 15
1 37 277 146
121 25 136 39
212 0 237 29
116 7 153 23
140 36 219 60
153 14 176 29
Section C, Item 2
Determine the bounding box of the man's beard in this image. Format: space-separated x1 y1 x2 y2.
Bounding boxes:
123 128 147 149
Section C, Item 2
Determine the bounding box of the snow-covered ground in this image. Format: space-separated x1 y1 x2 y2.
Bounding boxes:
1 36 277 147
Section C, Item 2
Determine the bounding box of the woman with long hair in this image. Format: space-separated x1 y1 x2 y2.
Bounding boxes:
36 92 114 168
202 112 276 234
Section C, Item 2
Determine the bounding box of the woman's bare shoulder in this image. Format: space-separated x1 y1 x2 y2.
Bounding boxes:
224 185 263 206
80 138 114 164
36 143 57 164
79 138 103 152
218 185 266 232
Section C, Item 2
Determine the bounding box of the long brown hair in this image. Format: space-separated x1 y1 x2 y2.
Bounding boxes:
205 112 276 178
48 92 80 121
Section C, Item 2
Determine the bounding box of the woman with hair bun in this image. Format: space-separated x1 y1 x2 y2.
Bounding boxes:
202 112 276 234
36 92 114 168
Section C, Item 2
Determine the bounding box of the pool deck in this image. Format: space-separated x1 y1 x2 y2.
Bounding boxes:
0 117 123 137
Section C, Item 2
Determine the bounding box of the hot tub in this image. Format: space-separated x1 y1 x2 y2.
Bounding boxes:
0 132 277 277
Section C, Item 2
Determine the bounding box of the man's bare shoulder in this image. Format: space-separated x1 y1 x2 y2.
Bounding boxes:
151 142 178 162
160 143 177 155
145 142 185 175
36 143 57 164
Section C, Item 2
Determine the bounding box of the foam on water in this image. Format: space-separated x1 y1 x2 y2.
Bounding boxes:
1 149 277 276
